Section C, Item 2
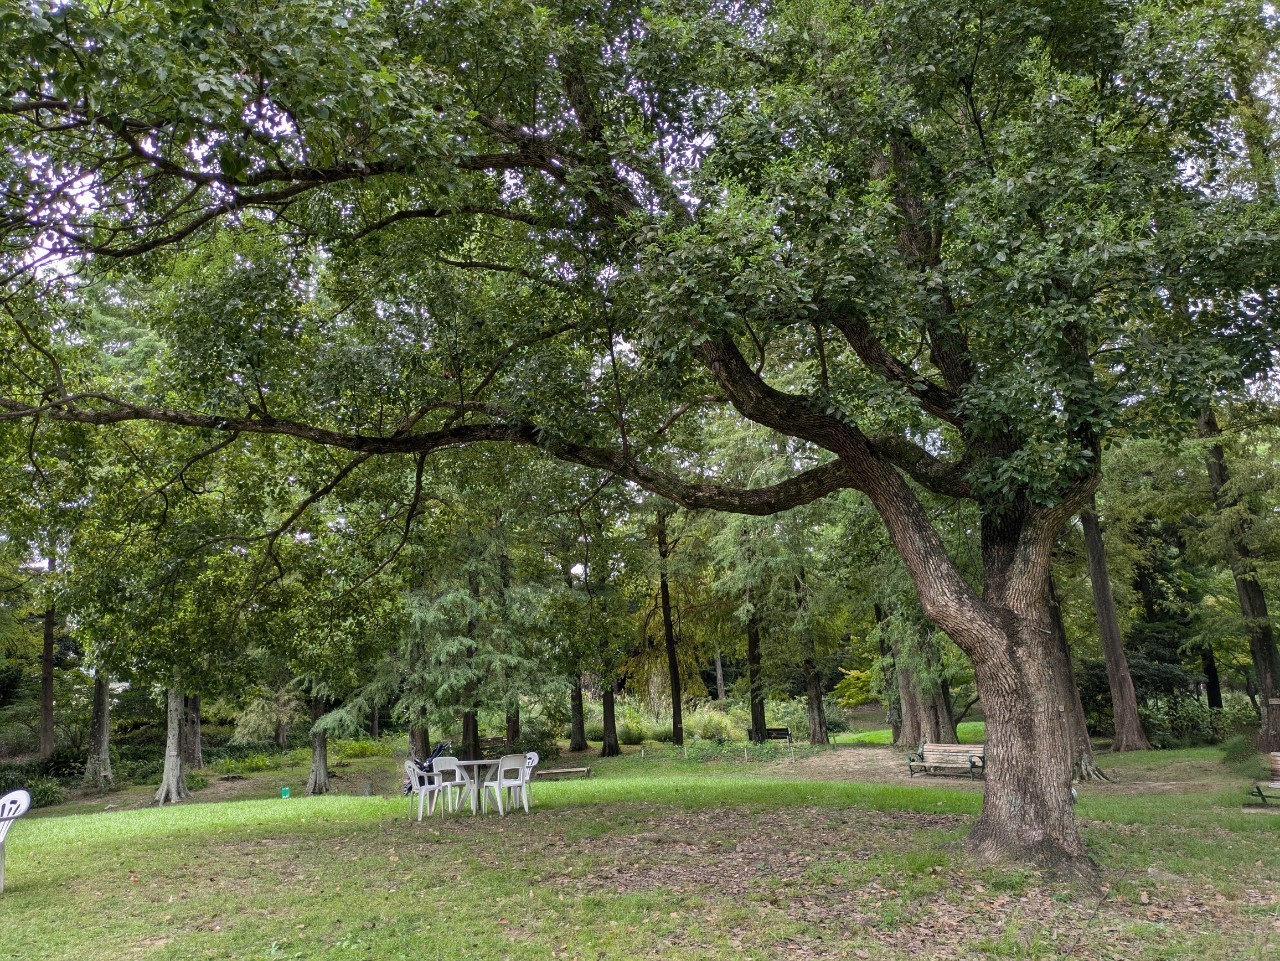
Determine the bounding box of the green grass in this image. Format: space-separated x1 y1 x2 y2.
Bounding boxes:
834 721 987 745
1 746 1276 960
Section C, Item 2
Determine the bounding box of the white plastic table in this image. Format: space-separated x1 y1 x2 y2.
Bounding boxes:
452 759 500 815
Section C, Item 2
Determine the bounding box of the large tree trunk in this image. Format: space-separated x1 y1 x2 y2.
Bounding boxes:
569 676 588 751
306 696 330 795
274 717 289 749
803 647 828 746
1080 495 1152 752
39 601 56 760
84 673 113 790
746 608 766 743
155 681 191 804
1199 410 1280 751
1049 576 1106 781
409 722 430 760
181 694 202 770
600 683 621 757
656 513 684 747
460 710 480 761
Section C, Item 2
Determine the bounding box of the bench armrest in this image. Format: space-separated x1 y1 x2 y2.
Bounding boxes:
906 750 923 764
968 754 985 771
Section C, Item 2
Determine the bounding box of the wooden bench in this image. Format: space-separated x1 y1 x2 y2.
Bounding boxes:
746 727 793 744
532 767 591 780
907 742 986 780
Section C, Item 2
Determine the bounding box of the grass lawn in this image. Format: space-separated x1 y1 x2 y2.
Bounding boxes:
1 747 1276 960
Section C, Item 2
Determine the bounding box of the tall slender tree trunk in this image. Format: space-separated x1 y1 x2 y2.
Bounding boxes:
155 680 190 804
1199 410 1280 751
714 646 726 701
1080 495 1151 752
181 694 202 770
569 676 588 751
274 717 289 749
794 573 829 745
1049 576 1105 781
1201 644 1223 710
306 696 330 795
746 607 766 743
369 703 379 738
655 511 684 746
600 683 621 757
39 590 56 759
506 705 521 744
84 673 113 790
875 605 905 745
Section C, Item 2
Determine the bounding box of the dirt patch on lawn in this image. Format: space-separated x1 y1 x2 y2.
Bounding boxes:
763 745 984 789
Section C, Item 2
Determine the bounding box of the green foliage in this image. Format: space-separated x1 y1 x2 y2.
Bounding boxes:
685 705 734 742
184 770 210 792
332 738 393 760
24 775 67 808
508 726 562 763
583 722 605 742
618 723 646 746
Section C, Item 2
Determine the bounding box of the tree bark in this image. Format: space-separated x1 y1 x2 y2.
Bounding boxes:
1049 576 1106 781
84 673 113 790
409 722 430 760
746 608 766 743
714 646 726 701
155 681 191 804
1198 410 1280 751
274 718 288 749
600 683 621 757
460 710 480 761
1080 495 1152 751
656 513 684 747
369 703 379 738
1201 644 1223 710
306 696 330 795
506 705 521 744
39 598 56 760
794 573 829 745
181 694 202 770
569 676 588 751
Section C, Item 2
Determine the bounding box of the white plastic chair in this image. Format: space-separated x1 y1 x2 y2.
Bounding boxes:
404 760 443 820
0 789 32 893
481 754 527 816
520 751 540 810
430 756 466 814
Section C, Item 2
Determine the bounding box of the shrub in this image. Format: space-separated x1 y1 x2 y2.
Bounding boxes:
583 723 605 742
185 770 210 791
37 746 86 783
333 738 393 760
1222 733 1258 765
1212 698 1260 741
618 723 645 746
25 775 67 808
648 724 674 743
686 706 734 742
0 760 38 794
509 725 562 763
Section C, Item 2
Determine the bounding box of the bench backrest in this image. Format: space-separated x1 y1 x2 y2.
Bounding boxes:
921 742 984 761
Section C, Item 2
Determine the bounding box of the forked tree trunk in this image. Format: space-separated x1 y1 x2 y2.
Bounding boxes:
1048 576 1106 781
891 630 956 745
182 694 202 770
155 682 191 805
306 696 330 795
84 673 113 790
274 718 289 749
1199 411 1280 751
569 676 588 751
1080 496 1152 752
746 610 766 742
39 602 56 760
600 684 621 757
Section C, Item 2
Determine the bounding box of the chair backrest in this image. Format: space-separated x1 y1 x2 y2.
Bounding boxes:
0 789 32 844
433 756 461 784
498 754 525 784
404 760 431 789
